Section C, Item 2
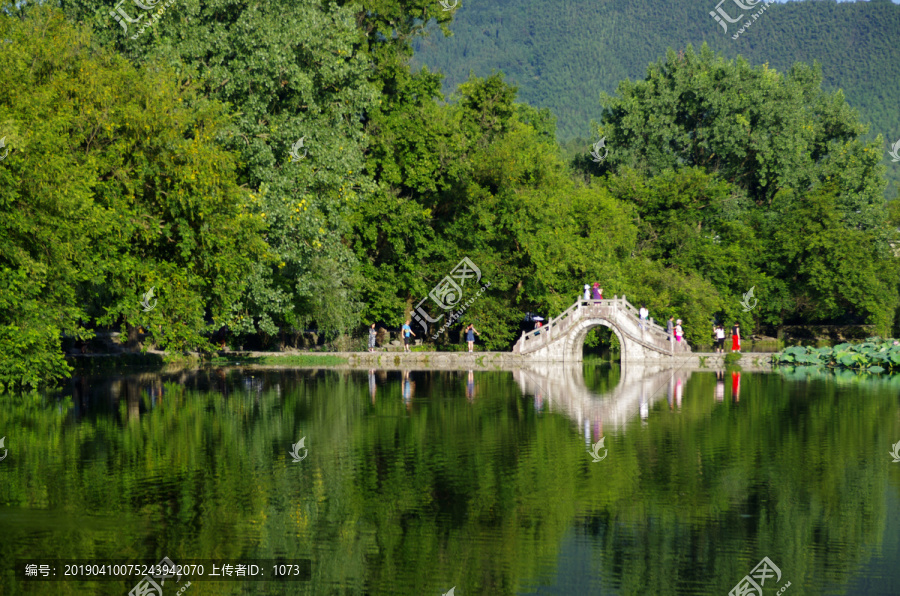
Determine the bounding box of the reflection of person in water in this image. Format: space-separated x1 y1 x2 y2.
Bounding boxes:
715 370 725 402
584 418 604 450
368 369 377 404
640 385 649 421
146 380 165 408
466 370 476 401
731 371 741 402
534 386 544 413
401 370 414 409
215 368 229 399
674 377 683 410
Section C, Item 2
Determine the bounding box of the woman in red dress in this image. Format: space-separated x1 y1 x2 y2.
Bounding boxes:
731 323 741 353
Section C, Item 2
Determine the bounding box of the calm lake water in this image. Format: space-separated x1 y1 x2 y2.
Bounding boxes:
2 364 900 595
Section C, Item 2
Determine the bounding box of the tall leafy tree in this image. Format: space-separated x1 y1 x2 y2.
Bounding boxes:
61 0 382 343
769 184 898 330
599 44 888 228
0 6 264 387
597 45 898 334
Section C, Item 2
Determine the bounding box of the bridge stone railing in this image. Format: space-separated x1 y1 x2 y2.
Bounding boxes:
513 296 691 358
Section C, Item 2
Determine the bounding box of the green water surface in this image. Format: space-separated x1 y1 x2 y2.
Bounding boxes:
1 365 899 595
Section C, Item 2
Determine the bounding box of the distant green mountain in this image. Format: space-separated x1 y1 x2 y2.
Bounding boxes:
412 0 900 198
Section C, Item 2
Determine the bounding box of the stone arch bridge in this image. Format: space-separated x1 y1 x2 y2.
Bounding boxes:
513 297 691 364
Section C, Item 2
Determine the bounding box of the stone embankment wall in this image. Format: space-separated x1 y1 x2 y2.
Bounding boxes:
320 352 774 371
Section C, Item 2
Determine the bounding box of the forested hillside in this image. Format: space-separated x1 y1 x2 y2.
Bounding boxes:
412 0 900 198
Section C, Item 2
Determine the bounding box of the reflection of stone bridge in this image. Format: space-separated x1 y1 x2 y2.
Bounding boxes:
514 363 693 437
513 297 691 364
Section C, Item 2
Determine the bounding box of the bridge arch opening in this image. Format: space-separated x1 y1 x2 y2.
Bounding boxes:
565 319 629 367
581 325 622 363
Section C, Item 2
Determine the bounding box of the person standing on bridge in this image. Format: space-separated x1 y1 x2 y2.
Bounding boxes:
592 283 603 303
667 316 674 340
583 284 590 301
675 319 684 347
639 305 648 330
465 323 480 353
731 323 741 353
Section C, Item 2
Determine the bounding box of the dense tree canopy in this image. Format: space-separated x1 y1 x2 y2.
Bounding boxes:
593 46 898 333
0 3 897 388
598 46 887 226
0 6 264 388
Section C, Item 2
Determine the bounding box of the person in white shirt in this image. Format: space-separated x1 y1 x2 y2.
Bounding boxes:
639 305 649 330
715 325 726 353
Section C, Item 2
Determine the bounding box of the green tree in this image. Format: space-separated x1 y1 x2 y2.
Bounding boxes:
599 45 888 227
595 46 897 335
604 167 775 337
769 184 898 333
61 0 383 343
0 7 264 387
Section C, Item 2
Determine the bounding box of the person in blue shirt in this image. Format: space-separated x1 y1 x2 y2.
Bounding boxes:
402 320 415 352
465 323 480 353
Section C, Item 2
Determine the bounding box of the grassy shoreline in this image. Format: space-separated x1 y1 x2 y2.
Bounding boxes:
207 354 348 366
65 351 349 372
